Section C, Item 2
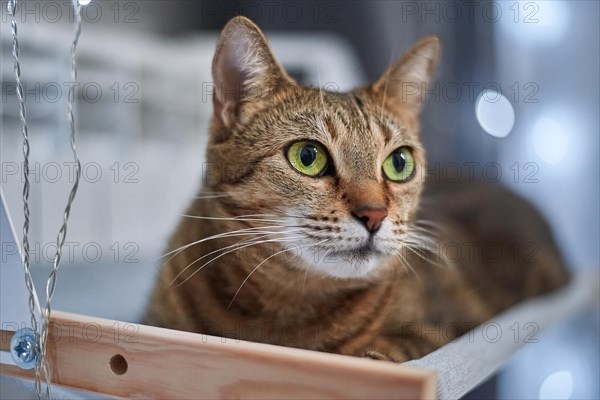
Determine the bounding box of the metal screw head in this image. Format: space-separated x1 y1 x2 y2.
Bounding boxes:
10 327 37 370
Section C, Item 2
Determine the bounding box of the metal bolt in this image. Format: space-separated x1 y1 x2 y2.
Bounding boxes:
10 327 38 370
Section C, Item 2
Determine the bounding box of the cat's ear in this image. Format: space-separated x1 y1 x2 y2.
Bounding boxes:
369 36 441 115
212 16 290 127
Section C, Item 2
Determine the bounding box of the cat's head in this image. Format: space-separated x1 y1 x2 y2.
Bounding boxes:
204 17 440 279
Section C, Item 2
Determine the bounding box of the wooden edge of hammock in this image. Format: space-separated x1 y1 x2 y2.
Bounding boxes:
0 311 437 399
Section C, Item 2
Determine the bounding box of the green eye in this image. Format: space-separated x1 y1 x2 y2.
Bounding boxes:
382 147 415 182
287 141 329 176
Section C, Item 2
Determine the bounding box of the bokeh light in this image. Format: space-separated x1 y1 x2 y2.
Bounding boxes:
475 89 515 138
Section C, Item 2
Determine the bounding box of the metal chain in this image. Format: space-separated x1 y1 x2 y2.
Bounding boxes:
7 1 84 399
39 3 83 398
7 1 43 398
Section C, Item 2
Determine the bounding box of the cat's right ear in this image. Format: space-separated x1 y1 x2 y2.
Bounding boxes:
368 36 441 115
212 17 291 128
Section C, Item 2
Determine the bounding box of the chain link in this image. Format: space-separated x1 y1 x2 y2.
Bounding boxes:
39 3 83 398
7 1 84 398
7 1 44 398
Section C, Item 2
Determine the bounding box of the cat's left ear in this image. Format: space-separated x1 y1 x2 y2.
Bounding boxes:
212 16 292 128
368 36 441 115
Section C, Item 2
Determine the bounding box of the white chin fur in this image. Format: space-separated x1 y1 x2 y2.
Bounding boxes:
299 248 383 279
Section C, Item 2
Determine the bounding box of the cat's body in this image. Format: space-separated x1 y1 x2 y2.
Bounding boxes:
146 17 568 362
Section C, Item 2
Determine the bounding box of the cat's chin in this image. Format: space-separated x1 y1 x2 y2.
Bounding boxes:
299 247 384 279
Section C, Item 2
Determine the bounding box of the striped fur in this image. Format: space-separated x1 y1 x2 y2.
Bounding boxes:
146 17 568 362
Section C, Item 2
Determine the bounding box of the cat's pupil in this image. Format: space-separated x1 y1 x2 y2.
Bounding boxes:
300 145 317 166
392 152 407 172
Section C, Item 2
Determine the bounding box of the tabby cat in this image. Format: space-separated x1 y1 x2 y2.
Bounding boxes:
146 17 568 362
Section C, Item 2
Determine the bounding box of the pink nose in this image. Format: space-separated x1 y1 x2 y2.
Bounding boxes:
352 206 388 233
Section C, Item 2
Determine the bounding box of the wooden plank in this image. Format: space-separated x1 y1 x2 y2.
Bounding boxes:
0 329 14 352
0 311 437 399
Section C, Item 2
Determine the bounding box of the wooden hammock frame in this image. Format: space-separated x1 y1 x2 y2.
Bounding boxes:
1 311 436 399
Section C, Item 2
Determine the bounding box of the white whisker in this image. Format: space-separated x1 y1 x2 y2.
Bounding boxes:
179 214 286 223
379 44 399 120
173 235 305 288
228 239 328 308
398 249 422 283
194 194 230 199
403 231 437 249
315 53 327 116
271 207 311 220
168 231 291 285
156 225 291 262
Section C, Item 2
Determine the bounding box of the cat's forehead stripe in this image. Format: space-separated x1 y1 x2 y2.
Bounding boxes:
380 122 393 145
270 90 414 150
379 116 411 145
324 116 338 140
315 103 408 152
351 94 374 137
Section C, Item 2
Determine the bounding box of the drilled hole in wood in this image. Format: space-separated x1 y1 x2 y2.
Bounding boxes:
110 354 128 375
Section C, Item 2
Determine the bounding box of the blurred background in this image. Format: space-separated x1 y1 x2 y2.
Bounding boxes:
1 1 598 398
